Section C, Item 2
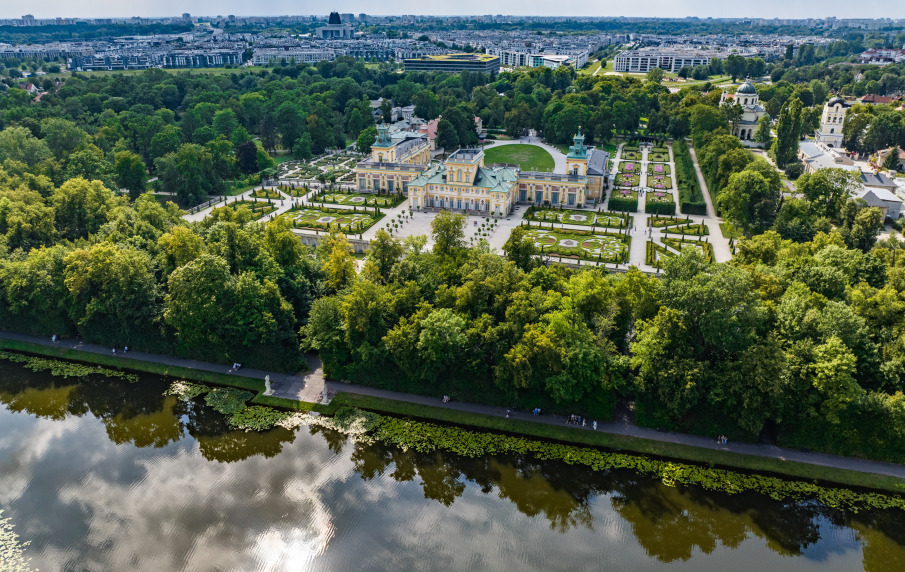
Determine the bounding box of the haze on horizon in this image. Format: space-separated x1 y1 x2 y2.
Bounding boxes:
1 1 899 22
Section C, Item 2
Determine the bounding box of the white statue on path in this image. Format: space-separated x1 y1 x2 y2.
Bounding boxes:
263 375 273 396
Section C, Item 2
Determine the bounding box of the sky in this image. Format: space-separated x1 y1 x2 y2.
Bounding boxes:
2 1 901 21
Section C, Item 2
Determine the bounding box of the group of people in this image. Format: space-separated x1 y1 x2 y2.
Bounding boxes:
111 346 128 355
531 408 542 416
232 362 243 371
566 414 599 431
717 435 729 444
441 395 451 403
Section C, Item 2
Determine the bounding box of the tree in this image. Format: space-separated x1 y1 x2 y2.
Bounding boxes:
63 242 160 345
320 232 356 292
796 168 862 219
502 226 539 271
418 308 466 366
40 117 89 158
0 126 51 166
754 114 773 146
212 109 239 139
431 211 466 255
235 140 260 175
380 99 393 123
365 229 403 283
149 125 182 166
771 97 802 166
645 67 665 84
164 253 232 352
413 90 441 121
725 55 747 81
720 102 743 134
51 178 115 240
435 119 459 151
293 133 313 161
114 151 147 200
346 108 365 138
155 144 222 206
883 148 900 171
717 170 773 234
356 127 377 154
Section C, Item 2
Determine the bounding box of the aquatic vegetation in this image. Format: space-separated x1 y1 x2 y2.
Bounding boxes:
204 387 254 416
0 351 139 383
229 406 294 431
0 510 35 572
163 380 211 401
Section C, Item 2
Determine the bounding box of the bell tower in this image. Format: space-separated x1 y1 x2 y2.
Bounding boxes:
565 128 588 177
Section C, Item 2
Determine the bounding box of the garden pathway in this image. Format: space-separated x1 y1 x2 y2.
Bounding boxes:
5 329 904 479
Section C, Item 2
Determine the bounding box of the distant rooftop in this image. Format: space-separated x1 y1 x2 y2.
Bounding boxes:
409 53 498 62
448 148 483 162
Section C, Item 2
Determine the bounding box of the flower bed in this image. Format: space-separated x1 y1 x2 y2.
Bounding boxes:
313 190 405 208
644 191 676 215
662 237 715 262
615 172 641 187
524 226 629 263
522 206 629 228
648 163 671 175
281 206 383 234
608 189 638 212
622 150 642 161
647 174 673 190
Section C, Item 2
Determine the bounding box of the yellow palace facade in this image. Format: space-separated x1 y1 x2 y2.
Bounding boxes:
353 129 609 216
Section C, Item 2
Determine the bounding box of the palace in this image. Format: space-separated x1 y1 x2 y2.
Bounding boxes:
353 129 609 217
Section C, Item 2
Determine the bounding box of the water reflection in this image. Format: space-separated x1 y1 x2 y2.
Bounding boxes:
0 360 903 571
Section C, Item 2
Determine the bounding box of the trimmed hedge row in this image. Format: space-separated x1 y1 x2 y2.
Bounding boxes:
608 196 638 212
673 140 707 216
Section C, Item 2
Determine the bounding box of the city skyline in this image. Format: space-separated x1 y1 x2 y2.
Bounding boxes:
1 2 901 21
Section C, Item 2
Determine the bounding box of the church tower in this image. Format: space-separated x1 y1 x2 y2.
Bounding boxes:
815 96 849 148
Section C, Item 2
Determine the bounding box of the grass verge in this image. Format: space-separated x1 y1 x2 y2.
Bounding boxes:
328 392 905 494
720 222 744 240
0 338 263 393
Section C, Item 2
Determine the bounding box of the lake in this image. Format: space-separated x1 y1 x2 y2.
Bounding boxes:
0 360 903 571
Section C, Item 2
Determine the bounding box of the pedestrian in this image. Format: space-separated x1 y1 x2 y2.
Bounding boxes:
112 348 116 355
124 346 128 353
593 420 597 431
51 334 57 342
506 409 510 419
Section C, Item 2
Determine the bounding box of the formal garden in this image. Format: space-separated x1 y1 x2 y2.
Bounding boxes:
281 206 383 234
608 188 638 212
524 227 630 263
249 188 285 200
277 152 361 184
648 163 671 175
312 189 406 208
663 222 709 236
615 168 641 187
223 200 278 219
647 169 673 190
522 206 630 228
621 145 641 161
645 190 676 215
649 146 670 162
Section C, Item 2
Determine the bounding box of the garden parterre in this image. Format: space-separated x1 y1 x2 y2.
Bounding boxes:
282 207 381 233
524 227 629 263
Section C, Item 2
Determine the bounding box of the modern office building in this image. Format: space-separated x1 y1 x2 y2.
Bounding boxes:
404 53 500 74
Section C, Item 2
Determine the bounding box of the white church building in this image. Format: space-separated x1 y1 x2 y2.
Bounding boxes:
719 79 769 146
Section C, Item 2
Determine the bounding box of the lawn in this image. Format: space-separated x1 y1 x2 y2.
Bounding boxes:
615 172 641 187
525 227 629 263
648 163 671 175
483 144 555 171
313 190 405 208
662 237 715 262
282 207 382 234
720 222 744 240
523 206 628 228
647 173 673 190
